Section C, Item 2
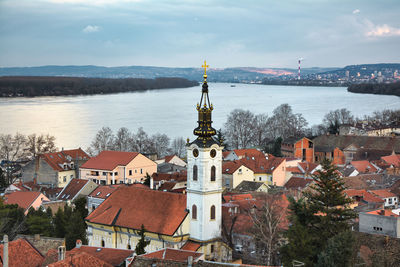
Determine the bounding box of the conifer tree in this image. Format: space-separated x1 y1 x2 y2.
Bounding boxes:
135 224 150 255
54 207 66 238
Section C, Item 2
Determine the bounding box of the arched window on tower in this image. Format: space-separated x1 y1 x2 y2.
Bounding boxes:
210 205 216 220
210 166 216 181
193 165 198 181
192 204 197 219
101 239 105 247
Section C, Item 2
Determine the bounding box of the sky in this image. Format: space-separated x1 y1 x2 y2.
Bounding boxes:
0 0 399 68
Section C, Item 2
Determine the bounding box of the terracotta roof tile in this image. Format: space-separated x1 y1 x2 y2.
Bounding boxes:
3 191 46 212
298 162 319 173
48 251 113 267
350 160 378 173
180 241 201 251
0 238 44 267
70 246 134 266
81 150 139 171
223 193 253 202
158 181 177 191
89 184 127 199
86 187 188 236
382 153 400 167
344 189 384 203
57 179 91 201
239 156 284 174
141 248 202 262
370 189 397 198
284 177 314 190
222 161 244 174
151 172 187 182
367 209 400 217
233 149 265 158
42 148 90 172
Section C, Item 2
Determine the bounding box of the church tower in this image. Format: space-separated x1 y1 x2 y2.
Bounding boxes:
186 61 223 242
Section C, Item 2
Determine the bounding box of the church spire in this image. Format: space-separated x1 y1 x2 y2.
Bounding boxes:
193 61 217 145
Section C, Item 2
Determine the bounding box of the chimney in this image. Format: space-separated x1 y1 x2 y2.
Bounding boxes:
3 235 8 267
187 256 193 267
58 246 66 261
76 239 82 248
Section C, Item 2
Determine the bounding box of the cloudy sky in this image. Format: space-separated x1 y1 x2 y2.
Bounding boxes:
0 0 399 68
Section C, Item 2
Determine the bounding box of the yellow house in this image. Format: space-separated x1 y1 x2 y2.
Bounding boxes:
80 151 157 185
85 186 190 252
222 161 254 189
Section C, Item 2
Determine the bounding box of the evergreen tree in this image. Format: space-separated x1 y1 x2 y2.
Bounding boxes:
54 207 66 238
143 173 151 187
281 160 356 266
73 197 88 220
0 198 26 239
272 137 282 157
26 207 53 236
316 231 354 267
65 212 87 250
135 224 150 255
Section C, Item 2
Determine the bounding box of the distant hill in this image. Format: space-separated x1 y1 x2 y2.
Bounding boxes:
321 63 400 77
0 65 337 83
0 76 198 97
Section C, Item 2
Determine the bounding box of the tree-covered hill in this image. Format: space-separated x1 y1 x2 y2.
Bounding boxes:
348 82 400 97
0 76 198 97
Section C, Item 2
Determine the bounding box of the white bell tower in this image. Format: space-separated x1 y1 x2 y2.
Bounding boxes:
186 61 223 241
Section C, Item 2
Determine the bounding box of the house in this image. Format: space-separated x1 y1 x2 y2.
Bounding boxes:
350 160 380 175
87 184 128 214
85 186 190 252
156 161 187 173
3 191 50 215
343 174 386 190
344 189 384 211
312 135 400 165
239 156 286 186
56 178 98 203
359 209 400 238
222 161 254 189
150 171 187 190
285 161 320 182
0 238 45 267
284 177 314 198
155 155 187 167
48 251 112 267
21 148 90 188
223 149 265 161
370 189 398 208
234 180 269 193
382 153 400 175
80 151 157 185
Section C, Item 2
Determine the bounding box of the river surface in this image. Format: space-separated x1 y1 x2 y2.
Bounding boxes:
0 83 398 149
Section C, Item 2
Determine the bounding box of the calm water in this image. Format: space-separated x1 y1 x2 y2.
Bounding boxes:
0 83 399 149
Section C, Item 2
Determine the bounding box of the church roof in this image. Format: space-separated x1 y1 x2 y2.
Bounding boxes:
85 186 188 236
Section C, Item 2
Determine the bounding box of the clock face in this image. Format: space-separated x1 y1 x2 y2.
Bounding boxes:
193 149 199 157
210 149 216 158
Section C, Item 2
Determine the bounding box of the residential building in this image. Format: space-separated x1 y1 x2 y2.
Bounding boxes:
80 151 157 185
155 155 187 167
56 178 98 203
223 149 265 161
21 148 90 188
150 171 187 190
87 184 128 214
239 156 286 186
344 189 384 211
370 189 398 208
350 160 380 175
222 161 253 189
234 180 269 193
3 191 49 215
359 209 400 238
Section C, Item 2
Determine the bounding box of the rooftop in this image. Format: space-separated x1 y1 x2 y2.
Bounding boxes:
140 248 203 263
0 238 44 267
70 246 134 266
3 191 45 211
80 150 140 171
42 148 89 172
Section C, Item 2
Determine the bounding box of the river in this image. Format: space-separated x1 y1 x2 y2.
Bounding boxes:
0 83 398 149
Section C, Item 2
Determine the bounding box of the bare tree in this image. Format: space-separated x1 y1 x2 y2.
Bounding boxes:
253 114 271 149
268 104 308 139
114 127 132 151
88 127 114 156
223 109 256 149
131 127 152 153
247 194 287 266
171 137 186 158
26 133 57 158
150 133 170 158
323 108 354 127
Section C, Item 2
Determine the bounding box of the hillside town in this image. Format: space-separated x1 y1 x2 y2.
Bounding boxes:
1 68 400 267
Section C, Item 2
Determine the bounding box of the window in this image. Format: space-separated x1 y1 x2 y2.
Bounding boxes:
101 240 105 247
129 170 132 175
302 149 306 161
92 205 96 210
259 177 262 181
211 245 214 253
140 169 143 174
210 205 216 220
63 176 67 182
193 165 198 181
114 172 118 176
192 205 197 219
211 166 216 181
102 172 107 176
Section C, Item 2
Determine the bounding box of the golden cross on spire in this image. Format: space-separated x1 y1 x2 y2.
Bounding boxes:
201 60 209 81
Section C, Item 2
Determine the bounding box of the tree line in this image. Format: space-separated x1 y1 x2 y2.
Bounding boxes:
348 81 400 97
0 76 198 97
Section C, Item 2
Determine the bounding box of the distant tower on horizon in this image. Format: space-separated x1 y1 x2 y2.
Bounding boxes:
298 58 303 80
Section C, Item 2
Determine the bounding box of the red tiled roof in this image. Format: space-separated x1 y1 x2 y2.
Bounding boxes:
350 160 378 173
70 246 133 266
158 181 177 191
152 172 187 182
223 193 253 202
57 179 90 201
48 251 112 267
3 191 44 211
286 166 303 174
222 151 230 159
344 189 384 203
298 162 319 173
284 177 314 190
89 184 127 199
86 187 188 236
234 149 265 158
370 189 397 198
81 150 139 171
42 148 90 172
164 155 175 163
239 156 284 174
222 161 244 174
181 241 201 251
0 238 44 267
367 209 400 217
141 248 202 262
382 153 400 167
